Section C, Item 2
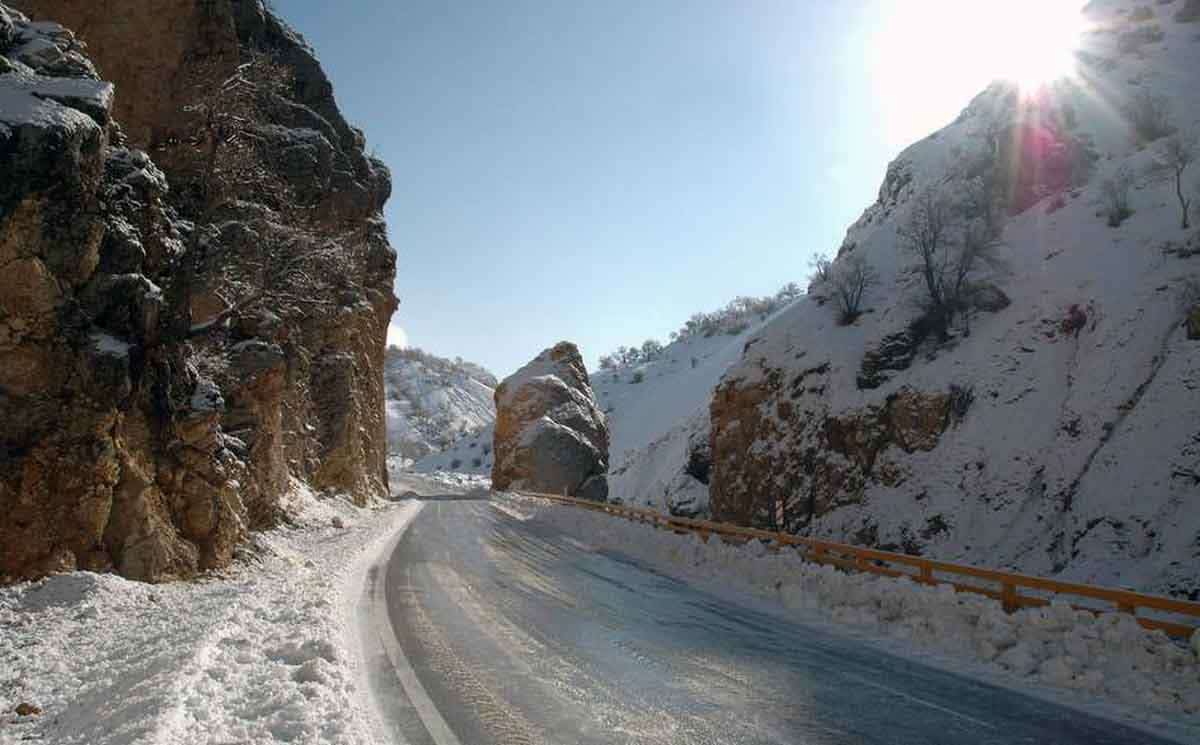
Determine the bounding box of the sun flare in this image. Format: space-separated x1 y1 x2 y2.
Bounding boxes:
871 1 1087 148
991 1 1086 90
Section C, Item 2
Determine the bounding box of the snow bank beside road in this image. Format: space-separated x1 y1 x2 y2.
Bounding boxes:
504 494 1200 725
0 481 411 745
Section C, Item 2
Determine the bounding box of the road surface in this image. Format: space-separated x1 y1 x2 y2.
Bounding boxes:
364 496 1183 745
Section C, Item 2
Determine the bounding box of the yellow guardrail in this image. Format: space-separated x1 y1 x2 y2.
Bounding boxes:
516 490 1200 639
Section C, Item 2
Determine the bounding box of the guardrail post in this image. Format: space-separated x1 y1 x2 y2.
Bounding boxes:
919 565 933 585
1002 581 1017 613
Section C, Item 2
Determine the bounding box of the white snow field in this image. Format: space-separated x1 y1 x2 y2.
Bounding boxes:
0 480 421 745
495 493 1200 739
384 347 497 467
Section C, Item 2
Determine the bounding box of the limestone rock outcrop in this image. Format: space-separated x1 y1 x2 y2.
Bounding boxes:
710 354 958 538
0 1 396 583
491 342 609 500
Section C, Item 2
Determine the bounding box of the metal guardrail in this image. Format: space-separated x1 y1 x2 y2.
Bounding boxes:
517 491 1200 639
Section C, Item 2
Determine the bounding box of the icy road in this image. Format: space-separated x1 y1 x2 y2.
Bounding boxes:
362 496 1181 745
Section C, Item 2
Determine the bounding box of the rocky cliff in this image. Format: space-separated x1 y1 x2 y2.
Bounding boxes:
491 342 609 500
0 1 396 582
706 1 1200 596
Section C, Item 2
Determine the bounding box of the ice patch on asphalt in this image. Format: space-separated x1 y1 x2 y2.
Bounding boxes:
502 493 1200 729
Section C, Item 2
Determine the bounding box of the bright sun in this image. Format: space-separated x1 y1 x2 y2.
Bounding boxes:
870 1 1087 148
987 0 1086 90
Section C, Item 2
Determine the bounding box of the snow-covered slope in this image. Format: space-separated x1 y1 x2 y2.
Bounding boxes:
705 0 1200 596
411 422 495 475
383 347 496 466
593 329 772 516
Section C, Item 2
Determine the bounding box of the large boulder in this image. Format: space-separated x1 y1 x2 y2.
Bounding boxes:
492 342 609 500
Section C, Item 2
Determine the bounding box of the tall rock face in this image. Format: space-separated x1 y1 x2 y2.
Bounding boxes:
0 1 396 582
492 342 609 500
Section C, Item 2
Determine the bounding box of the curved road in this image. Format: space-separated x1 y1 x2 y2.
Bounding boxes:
364 496 1183 745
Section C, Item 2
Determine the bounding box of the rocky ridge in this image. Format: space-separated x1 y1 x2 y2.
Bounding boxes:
0 0 396 582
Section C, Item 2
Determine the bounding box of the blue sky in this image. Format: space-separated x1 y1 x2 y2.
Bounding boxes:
278 0 1016 376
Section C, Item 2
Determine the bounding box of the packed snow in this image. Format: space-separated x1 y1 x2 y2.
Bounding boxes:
0 480 417 745
498 493 1200 736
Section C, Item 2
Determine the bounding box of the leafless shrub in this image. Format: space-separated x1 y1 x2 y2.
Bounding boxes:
171 51 392 345
1101 165 1136 226
948 384 975 423
828 254 877 325
1129 5 1155 22
807 252 833 290
1118 23 1166 54
179 51 295 217
1180 276 1200 304
1123 88 1174 143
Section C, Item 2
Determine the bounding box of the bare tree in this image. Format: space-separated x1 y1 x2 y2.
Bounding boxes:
829 255 878 325
1158 133 1197 229
950 220 1003 337
897 189 956 326
640 339 664 360
1101 165 1136 227
775 281 803 304
807 252 832 291
898 188 1001 338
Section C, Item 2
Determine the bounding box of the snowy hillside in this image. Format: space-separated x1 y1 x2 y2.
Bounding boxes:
411 422 497 475
595 329 773 516
705 0 1200 596
383 347 497 465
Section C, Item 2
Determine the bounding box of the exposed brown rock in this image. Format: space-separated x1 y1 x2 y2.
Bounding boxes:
15 702 42 717
1187 305 1200 340
492 342 609 500
710 357 953 535
0 1 395 583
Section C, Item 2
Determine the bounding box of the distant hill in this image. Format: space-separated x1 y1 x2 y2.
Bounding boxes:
384 347 497 465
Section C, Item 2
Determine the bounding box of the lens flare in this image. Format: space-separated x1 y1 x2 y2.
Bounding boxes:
998 1 1086 90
